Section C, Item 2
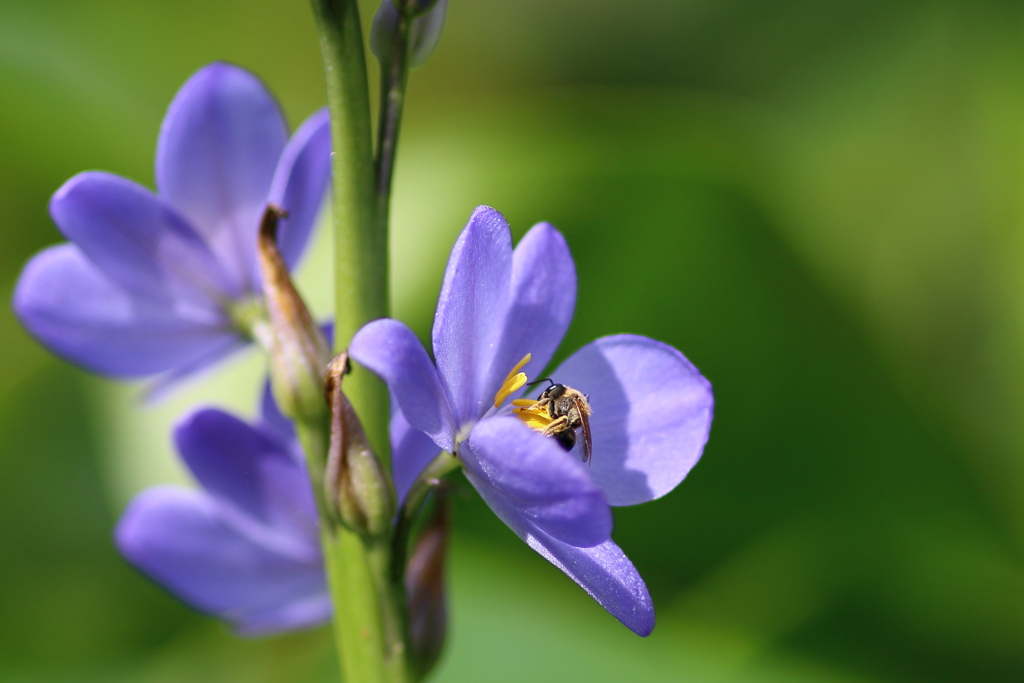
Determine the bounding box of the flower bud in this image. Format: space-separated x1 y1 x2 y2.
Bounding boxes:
405 492 449 679
256 204 331 424
371 0 448 68
324 352 397 538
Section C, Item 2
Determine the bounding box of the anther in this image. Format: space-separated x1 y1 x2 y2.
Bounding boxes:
493 353 532 408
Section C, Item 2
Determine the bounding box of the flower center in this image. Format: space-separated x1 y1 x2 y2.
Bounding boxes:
491 354 558 434
512 398 555 433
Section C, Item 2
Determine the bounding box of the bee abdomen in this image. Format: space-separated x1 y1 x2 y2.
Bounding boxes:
554 429 577 452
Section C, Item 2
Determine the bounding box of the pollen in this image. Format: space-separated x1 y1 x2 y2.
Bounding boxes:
493 353 532 408
511 393 553 432
514 401 553 432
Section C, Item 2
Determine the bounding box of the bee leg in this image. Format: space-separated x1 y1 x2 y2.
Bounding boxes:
541 415 570 437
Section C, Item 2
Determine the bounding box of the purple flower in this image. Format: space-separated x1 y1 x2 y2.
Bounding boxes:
350 206 714 636
13 62 331 384
115 387 329 636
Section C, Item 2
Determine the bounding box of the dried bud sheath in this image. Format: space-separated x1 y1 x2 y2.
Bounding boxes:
325 352 396 537
256 204 332 423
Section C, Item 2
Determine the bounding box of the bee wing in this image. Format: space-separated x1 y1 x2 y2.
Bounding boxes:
579 406 593 464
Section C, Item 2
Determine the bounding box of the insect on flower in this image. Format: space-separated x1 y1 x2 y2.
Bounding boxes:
513 379 593 462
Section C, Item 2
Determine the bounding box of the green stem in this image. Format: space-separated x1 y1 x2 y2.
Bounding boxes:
310 1 406 681
323 530 411 683
311 0 390 463
296 417 332 519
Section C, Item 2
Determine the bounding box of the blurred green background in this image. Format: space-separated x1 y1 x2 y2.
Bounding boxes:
1 0 1023 681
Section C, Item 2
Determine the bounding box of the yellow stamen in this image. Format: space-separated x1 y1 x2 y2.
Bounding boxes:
493 353 533 408
504 353 532 384
494 373 527 408
510 398 537 407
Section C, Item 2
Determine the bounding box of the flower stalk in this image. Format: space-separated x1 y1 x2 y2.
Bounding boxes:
404 489 451 680
372 0 446 236
310 0 390 462
310 0 410 681
391 451 459 583
373 0 414 229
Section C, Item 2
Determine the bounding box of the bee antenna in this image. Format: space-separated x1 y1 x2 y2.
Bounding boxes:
526 377 555 388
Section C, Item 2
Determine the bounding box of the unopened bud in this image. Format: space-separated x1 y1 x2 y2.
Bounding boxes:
256 204 331 423
405 492 449 679
371 0 448 68
324 352 396 537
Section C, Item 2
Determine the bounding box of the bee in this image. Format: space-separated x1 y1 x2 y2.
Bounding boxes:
535 382 593 463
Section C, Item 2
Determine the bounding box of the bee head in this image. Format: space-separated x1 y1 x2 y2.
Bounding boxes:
538 382 566 401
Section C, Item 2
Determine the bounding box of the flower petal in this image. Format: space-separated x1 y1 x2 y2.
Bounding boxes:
351 318 456 451
268 107 332 273
390 396 442 505
527 535 653 637
50 171 238 304
465 453 653 636
233 591 333 637
553 335 714 506
156 62 288 290
462 416 611 548
432 206 513 425
484 221 576 400
174 409 320 560
520 522 654 637
116 486 330 636
12 244 239 377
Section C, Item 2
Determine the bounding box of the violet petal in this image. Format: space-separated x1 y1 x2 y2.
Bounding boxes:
267 107 332 274
156 62 288 290
49 171 238 304
553 334 714 506
523 528 655 637
13 244 239 377
431 206 512 425
351 318 456 451
462 416 611 548
174 409 320 560
466 464 654 636
484 221 576 400
116 486 329 636
390 396 442 505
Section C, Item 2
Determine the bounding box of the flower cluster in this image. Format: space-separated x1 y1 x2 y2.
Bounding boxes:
13 13 714 658
13 63 334 635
